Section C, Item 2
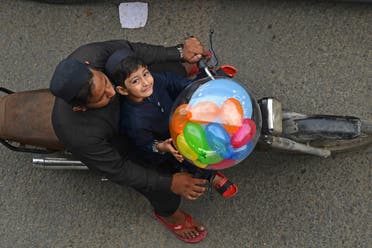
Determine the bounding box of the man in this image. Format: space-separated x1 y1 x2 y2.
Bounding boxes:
50 38 209 243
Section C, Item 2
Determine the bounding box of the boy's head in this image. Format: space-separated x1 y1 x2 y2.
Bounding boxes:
111 56 154 102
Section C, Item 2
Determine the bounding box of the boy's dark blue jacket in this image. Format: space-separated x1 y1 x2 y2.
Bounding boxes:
119 72 192 165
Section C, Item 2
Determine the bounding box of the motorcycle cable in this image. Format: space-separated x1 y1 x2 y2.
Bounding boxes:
208 29 219 68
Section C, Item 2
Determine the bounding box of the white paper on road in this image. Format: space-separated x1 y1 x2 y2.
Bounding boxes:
119 2 148 29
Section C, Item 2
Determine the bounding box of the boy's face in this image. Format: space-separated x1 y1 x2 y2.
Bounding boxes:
116 65 154 102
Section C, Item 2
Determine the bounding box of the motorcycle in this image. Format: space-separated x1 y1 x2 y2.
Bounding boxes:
1 34 371 171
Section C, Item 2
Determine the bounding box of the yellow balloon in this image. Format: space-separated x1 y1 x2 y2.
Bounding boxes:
176 134 198 161
193 159 208 169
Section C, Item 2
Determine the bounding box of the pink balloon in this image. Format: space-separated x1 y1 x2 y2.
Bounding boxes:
207 159 236 170
231 118 256 148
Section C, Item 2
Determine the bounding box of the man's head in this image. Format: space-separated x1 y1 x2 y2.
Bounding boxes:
50 58 116 111
111 56 154 103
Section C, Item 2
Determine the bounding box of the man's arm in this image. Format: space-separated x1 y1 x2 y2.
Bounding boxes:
68 138 172 193
68 40 179 70
68 137 208 200
130 37 207 65
67 38 206 70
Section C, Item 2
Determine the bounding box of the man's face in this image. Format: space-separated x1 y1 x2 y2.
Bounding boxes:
121 66 154 102
85 69 116 109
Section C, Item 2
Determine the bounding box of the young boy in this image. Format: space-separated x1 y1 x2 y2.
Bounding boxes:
111 55 238 198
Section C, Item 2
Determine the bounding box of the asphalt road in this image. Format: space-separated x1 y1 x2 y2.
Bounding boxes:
0 0 371 247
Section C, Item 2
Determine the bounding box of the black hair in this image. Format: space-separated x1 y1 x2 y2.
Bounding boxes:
111 56 147 87
69 68 94 107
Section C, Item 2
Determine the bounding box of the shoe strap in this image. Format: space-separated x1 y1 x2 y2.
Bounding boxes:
215 180 234 195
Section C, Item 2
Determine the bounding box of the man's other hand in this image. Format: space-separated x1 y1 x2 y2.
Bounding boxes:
171 172 208 200
182 37 210 64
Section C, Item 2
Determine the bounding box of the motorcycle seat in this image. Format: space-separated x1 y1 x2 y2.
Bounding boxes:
0 89 64 150
288 115 361 141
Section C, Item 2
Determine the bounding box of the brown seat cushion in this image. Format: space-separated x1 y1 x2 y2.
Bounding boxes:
0 89 64 150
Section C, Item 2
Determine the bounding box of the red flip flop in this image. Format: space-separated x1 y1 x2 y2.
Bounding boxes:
213 171 238 198
154 211 207 243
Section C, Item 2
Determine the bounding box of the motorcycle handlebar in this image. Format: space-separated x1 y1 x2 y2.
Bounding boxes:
197 57 215 80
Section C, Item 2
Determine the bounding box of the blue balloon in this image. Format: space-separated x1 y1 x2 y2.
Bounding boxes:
231 141 254 161
205 123 234 158
189 78 253 118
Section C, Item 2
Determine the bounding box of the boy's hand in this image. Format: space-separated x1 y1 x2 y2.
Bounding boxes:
158 138 184 163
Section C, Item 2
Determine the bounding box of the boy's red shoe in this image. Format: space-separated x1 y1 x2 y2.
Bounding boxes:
213 171 238 198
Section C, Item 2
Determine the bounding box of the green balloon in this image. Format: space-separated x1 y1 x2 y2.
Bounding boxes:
183 122 223 165
184 122 210 156
197 149 223 164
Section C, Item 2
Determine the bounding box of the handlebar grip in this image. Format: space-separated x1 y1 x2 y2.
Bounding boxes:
197 58 208 70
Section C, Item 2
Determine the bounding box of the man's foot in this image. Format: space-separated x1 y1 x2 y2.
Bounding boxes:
211 171 238 198
154 209 206 243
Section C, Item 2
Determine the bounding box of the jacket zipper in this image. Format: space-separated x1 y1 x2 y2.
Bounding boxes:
148 96 164 113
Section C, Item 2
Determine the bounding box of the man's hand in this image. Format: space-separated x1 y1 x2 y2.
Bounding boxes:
182 37 210 64
171 172 208 200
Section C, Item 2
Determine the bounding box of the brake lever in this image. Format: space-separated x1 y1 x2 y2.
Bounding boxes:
207 49 218 68
195 29 217 80
207 29 218 68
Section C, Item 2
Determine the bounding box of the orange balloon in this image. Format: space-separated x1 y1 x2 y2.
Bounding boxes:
190 101 220 124
220 98 243 134
170 104 192 134
170 128 178 146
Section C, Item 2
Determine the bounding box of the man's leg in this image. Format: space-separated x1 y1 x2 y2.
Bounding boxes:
135 186 180 217
133 161 206 241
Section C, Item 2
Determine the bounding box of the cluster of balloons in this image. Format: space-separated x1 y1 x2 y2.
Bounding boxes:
169 78 260 170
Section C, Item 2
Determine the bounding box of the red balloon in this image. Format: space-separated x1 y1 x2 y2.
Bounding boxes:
208 158 236 170
231 118 256 148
